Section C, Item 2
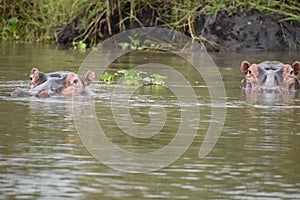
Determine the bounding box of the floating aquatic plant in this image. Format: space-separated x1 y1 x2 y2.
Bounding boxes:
100 72 117 84
101 69 167 85
72 40 87 51
150 73 167 85
118 36 151 50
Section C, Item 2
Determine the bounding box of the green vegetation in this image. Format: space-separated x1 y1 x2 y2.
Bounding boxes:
72 40 87 51
118 36 174 50
118 36 148 50
100 72 117 84
1 0 299 46
100 69 167 85
1 17 19 40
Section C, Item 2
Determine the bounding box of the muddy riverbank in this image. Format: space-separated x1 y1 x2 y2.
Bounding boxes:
195 10 300 52
57 9 300 52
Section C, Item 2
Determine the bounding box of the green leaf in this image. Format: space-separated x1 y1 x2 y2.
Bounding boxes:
151 73 167 85
118 42 130 50
77 41 86 50
8 17 19 26
100 72 115 83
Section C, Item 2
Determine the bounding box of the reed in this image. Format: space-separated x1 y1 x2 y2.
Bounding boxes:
0 0 299 46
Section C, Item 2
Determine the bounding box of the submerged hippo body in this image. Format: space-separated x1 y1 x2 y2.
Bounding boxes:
12 68 95 98
240 61 300 93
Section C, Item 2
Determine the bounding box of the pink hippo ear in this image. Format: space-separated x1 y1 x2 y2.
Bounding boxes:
241 61 251 74
30 68 39 74
30 68 39 80
292 61 300 75
84 71 95 86
30 68 40 89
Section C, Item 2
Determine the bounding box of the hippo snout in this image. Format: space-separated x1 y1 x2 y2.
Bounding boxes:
263 71 277 87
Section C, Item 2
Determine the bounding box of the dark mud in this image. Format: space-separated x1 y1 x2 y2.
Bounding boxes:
196 10 300 52
57 9 300 52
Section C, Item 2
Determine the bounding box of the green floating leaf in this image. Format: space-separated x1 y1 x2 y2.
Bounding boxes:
151 73 167 85
118 42 130 50
100 72 115 83
128 36 140 47
104 69 167 85
77 41 87 50
72 40 86 51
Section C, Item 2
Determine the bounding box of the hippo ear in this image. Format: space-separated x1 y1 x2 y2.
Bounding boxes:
30 68 40 89
30 68 39 80
30 68 39 75
241 61 251 74
84 71 95 86
292 61 300 75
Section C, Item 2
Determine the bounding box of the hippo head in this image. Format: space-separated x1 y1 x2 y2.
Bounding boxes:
12 68 95 98
61 71 95 96
240 61 300 93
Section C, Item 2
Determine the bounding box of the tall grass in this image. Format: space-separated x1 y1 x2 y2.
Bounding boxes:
0 0 299 45
0 0 105 41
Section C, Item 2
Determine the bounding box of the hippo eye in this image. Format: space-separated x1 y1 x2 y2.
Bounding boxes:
247 70 252 75
290 70 294 75
73 79 78 84
30 77 32 81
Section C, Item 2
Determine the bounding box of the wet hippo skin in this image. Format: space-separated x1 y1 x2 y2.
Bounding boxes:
240 61 300 93
12 68 95 98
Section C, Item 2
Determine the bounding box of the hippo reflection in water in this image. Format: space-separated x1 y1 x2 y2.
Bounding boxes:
12 68 95 98
240 61 300 93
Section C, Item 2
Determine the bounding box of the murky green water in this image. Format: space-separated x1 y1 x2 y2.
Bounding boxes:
0 43 300 199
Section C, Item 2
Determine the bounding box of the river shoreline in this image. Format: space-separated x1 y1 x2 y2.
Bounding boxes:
57 9 300 52
2 1 300 52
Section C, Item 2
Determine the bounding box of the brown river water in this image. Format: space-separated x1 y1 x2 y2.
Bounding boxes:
0 42 300 199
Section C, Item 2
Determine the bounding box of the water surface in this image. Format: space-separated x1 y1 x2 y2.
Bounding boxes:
0 43 299 199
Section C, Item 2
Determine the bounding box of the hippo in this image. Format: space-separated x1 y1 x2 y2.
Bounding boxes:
240 61 300 93
12 68 95 98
